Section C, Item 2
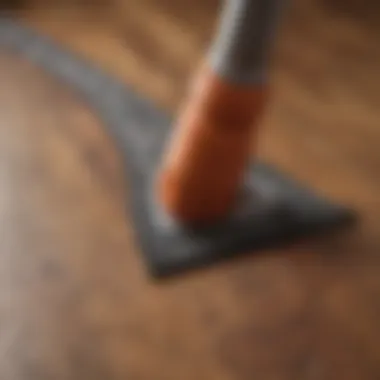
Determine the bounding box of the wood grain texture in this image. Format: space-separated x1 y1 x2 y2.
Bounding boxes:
0 0 379 379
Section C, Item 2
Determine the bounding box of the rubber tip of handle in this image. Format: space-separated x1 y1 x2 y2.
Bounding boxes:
157 66 268 225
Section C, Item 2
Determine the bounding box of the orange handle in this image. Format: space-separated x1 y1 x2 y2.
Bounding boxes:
157 66 268 225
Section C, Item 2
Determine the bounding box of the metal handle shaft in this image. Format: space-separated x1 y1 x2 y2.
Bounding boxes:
209 0 283 84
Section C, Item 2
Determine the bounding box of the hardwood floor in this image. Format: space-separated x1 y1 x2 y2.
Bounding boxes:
0 0 379 379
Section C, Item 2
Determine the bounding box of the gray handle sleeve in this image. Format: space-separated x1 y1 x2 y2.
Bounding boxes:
209 0 283 85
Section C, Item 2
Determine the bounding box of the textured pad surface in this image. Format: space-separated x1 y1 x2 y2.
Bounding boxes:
0 19 354 277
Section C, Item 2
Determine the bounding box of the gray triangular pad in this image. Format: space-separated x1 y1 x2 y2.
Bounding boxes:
0 19 354 277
